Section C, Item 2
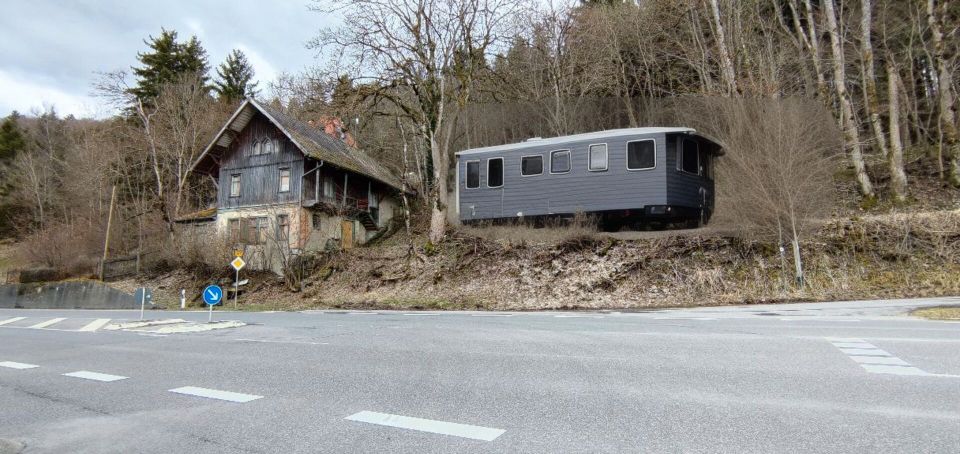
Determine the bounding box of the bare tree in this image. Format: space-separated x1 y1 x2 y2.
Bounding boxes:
706 0 739 95
310 0 522 244
860 0 888 157
886 56 909 203
95 71 221 232
823 0 875 198
685 98 840 286
927 0 960 187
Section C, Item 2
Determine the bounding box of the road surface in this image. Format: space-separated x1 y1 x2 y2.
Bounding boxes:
1 297 959 453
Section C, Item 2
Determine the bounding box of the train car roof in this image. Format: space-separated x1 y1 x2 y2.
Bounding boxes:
456 127 718 156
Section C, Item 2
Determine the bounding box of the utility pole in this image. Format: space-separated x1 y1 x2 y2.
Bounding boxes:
99 185 117 280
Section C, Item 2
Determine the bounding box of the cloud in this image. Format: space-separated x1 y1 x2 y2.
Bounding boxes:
234 44 280 86
0 0 336 118
0 70 107 119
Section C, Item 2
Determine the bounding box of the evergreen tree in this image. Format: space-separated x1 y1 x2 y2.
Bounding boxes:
128 28 210 102
213 49 258 103
0 112 26 162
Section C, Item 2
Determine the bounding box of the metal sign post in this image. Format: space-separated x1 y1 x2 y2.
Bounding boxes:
202 285 223 323
136 287 151 321
230 256 246 310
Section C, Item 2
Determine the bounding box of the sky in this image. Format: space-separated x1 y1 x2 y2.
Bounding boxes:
0 1 335 119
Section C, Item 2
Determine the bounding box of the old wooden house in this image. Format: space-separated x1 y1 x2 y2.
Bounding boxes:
184 98 405 271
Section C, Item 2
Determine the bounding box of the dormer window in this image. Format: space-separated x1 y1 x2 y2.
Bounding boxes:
252 139 262 155
263 139 274 154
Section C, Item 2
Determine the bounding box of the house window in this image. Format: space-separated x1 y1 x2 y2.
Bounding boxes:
680 138 700 175
550 150 571 174
487 158 504 188
626 139 656 170
230 174 241 197
521 155 543 176
322 177 335 199
252 140 261 155
465 160 480 189
279 168 291 192
245 217 268 245
277 214 290 241
588 144 608 171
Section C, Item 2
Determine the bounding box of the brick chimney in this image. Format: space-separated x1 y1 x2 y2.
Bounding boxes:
314 116 357 148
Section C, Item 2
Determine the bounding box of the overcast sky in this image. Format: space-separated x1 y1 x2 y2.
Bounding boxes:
0 1 333 119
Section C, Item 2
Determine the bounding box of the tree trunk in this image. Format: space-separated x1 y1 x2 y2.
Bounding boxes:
707 0 738 95
927 0 960 187
789 217 804 288
860 0 888 157
887 58 908 203
428 131 448 244
823 0 875 198
797 0 829 101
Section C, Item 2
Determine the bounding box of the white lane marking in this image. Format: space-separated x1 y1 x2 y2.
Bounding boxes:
860 364 930 376
0 361 39 369
403 313 440 316
848 355 910 366
346 411 505 441
62 370 128 382
828 338 952 377
838 347 892 357
348 312 380 315
831 342 877 349
28 318 67 329
169 386 262 403
652 317 716 321
0 317 27 326
235 338 329 345
470 314 513 317
78 318 112 332
555 315 604 318
138 333 169 337
780 317 861 322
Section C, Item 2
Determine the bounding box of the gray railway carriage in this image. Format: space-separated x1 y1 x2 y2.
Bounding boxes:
455 127 723 228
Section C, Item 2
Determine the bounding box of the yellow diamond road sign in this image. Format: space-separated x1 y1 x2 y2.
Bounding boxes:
231 257 246 271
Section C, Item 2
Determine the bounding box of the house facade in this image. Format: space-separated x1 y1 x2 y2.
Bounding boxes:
185 99 404 271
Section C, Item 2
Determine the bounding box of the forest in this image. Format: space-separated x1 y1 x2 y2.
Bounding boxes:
0 0 957 303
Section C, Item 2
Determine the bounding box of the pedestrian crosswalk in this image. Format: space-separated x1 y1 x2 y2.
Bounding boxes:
0 316 114 332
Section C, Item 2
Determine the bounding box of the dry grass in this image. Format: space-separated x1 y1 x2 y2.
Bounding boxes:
282 209 960 311
910 306 960 320
457 213 600 245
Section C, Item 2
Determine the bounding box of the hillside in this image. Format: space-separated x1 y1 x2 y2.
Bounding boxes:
117 208 959 311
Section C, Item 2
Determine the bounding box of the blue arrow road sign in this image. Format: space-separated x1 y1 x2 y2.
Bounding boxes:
202 285 223 306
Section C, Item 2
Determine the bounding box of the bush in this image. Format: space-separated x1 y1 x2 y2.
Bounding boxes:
17 220 103 277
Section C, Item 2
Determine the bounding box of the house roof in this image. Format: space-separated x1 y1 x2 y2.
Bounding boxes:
192 98 405 191
174 206 217 223
456 127 721 156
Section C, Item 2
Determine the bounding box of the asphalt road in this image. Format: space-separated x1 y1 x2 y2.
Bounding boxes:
1 297 959 453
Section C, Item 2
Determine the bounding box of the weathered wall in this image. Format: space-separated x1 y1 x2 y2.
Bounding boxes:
0 281 150 309
218 113 304 209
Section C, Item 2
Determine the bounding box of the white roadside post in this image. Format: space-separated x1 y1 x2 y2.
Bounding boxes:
139 288 146 321
180 289 186 309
